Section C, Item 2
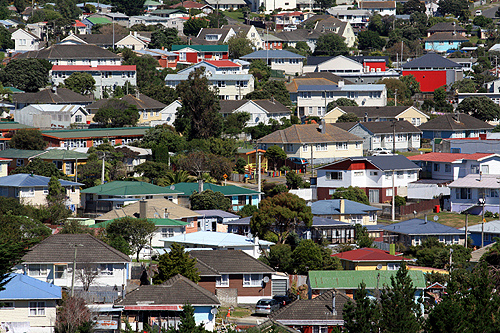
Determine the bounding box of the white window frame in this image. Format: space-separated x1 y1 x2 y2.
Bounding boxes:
216 274 229 287
99 264 114 276
302 144 308 152
336 142 348 150
243 274 263 287
29 302 45 316
316 143 327 151
325 171 342 180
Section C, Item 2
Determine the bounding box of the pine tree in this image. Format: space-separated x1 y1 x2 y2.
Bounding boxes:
153 243 200 284
343 282 380 333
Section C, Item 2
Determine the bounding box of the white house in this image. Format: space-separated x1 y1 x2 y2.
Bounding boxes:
449 173 500 214
359 0 396 16
194 209 240 232
151 100 181 127
241 49 305 75
13 104 89 129
11 28 41 51
327 8 371 28
219 99 292 126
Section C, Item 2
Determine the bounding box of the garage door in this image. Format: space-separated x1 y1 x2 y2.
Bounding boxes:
272 279 288 296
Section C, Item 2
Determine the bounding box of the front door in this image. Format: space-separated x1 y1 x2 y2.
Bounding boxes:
369 189 379 203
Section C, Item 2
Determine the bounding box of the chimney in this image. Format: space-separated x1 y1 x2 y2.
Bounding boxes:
338 80 344 88
198 179 204 193
164 208 169 218
332 291 337 314
271 96 275 103
424 214 427 224
364 112 368 122
321 118 326 134
140 200 148 219
480 171 482 181
52 85 57 94
136 90 140 99
134 31 137 37
161 46 164 50
321 24 325 33
340 198 345 214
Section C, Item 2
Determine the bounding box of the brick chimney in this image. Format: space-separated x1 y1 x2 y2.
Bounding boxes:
139 200 148 219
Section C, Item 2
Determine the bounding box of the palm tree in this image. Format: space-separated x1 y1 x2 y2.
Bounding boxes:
157 170 195 186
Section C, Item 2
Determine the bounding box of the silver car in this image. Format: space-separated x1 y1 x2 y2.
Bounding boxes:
255 299 280 315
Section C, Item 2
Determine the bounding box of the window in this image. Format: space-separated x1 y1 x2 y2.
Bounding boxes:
434 163 440 172
161 228 174 238
445 164 451 173
238 195 246 205
351 215 363 224
75 115 82 123
387 263 400 270
354 171 363 176
66 162 74 175
316 143 327 151
355 142 361 149
370 171 378 176
385 171 392 180
456 188 471 199
243 274 263 286
471 165 480 174
411 118 421 126
397 171 404 179
489 189 499 197
370 91 381 98
336 142 348 150
300 92 311 99
285 144 294 152
373 136 381 143
16 159 24 166
216 81 226 87
318 106 325 116
386 188 393 196
216 274 229 287
346 91 359 99
325 171 342 180
55 265 66 279
179 53 186 61
313 327 328 333
481 165 489 174
143 112 148 119
29 302 45 316
0 302 13 309
308 107 313 115
236 80 248 87
322 91 334 99
99 264 113 275
20 187 35 197
302 144 308 152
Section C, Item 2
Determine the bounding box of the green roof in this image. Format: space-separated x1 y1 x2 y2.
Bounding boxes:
41 127 149 139
171 45 229 52
0 149 45 159
88 218 189 228
172 182 260 197
81 180 182 196
144 0 162 5
86 17 112 25
37 149 89 160
308 270 427 290
4 87 24 93
0 122 35 130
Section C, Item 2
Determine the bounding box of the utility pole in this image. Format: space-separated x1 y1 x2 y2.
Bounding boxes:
391 169 395 221
99 151 108 184
70 244 83 297
480 195 485 247
394 88 398 106
391 120 396 154
465 213 468 248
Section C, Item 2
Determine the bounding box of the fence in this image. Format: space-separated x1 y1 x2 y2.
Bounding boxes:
382 198 440 218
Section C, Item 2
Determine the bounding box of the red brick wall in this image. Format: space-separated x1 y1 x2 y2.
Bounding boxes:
198 274 272 298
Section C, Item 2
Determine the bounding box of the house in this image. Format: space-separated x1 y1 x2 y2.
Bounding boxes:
460 220 500 247
144 0 162 11
149 8 189 17
273 11 307 29
332 247 410 271
407 179 452 201
81 16 112 33
359 0 396 16
81 181 182 213
274 29 322 53
424 33 468 53
310 16 356 48
219 99 292 127
72 20 87 34
459 77 500 106
195 27 235 45
134 48 179 68
13 87 93 110
41 127 149 148
13 104 89 129
194 209 240 232
261 34 284 50
327 8 371 28
311 198 380 225
225 25 262 48
418 113 493 140
0 273 62 333
323 105 429 126
203 0 246 10
151 100 181 127
437 133 500 155
380 217 466 246
115 145 152 176
165 60 254 100
349 55 390 73
11 28 41 51
189 250 275 304
314 155 420 202
448 173 500 215
308 270 426 299
407 152 500 180
171 182 261 212
401 53 463 93
241 50 305 75
114 274 220 331
61 32 148 50
0 122 36 150
170 0 214 13
333 120 422 152
268 290 350 332
258 122 363 164
0 173 82 210
76 2 113 13
161 232 274 259
0 158 10 177
171 45 229 64
14 233 131 299
427 22 466 37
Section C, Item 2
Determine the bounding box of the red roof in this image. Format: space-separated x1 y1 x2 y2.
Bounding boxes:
203 60 240 68
72 20 86 27
51 65 137 72
275 11 303 16
0 157 12 161
332 247 407 262
407 152 494 163
171 1 205 8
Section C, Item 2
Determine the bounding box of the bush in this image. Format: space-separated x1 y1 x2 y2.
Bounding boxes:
485 211 494 218
394 195 406 207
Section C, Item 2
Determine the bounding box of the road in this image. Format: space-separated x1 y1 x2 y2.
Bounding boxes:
482 4 499 18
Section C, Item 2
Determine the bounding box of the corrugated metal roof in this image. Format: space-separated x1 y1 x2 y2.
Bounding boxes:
380 218 465 235
172 182 260 196
448 173 500 189
0 173 82 187
241 49 305 59
0 149 45 159
311 199 380 215
402 53 461 69
161 231 274 246
171 44 228 52
0 274 61 300
88 218 189 228
81 180 181 195
41 127 149 139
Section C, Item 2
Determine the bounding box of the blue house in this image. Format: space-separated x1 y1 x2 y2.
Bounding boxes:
0 273 62 333
311 199 380 225
460 220 500 247
419 113 494 140
424 32 468 53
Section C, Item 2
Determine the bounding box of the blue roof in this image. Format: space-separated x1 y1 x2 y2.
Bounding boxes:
240 49 305 59
311 199 380 216
160 231 274 246
0 274 61 300
380 218 466 235
0 173 82 188
194 210 240 218
312 216 352 227
297 84 385 92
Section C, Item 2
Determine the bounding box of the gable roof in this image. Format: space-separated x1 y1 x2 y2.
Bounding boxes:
203 59 241 68
22 233 131 263
334 120 422 135
219 99 291 115
329 105 427 119
15 44 121 60
194 210 240 218
121 93 166 110
274 29 322 43
0 274 61 300
317 155 420 171
428 22 466 33
81 181 181 196
332 247 407 262
301 72 351 85
425 32 468 42
171 182 261 196
308 270 426 289
89 218 189 228
115 274 220 307
258 123 362 144
0 173 82 187
171 44 228 52
448 173 500 189
13 88 92 105
286 77 337 93
67 33 127 46
418 113 493 131
190 249 275 275
196 27 233 42
311 199 380 216
360 1 396 8
380 218 465 235
241 49 305 60
0 148 45 159
170 1 207 8
41 127 149 139
407 152 495 163
401 53 461 69
162 231 274 248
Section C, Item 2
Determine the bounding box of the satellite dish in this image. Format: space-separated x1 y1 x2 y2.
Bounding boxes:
376 264 383 270
433 215 439 221
263 276 270 283
210 308 218 315
170 185 175 190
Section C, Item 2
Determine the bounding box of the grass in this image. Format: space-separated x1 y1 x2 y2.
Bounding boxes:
380 211 496 229
217 306 253 318
223 11 245 22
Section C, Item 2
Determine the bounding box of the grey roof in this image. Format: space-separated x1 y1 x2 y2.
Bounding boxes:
301 72 352 84
194 210 240 218
380 218 466 236
312 216 353 227
461 219 500 233
275 29 322 42
258 123 362 144
190 250 275 275
307 55 335 66
425 32 468 42
15 44 121 60
240 49 305 60
401 53 461 69
311 199 380 216
427 22 466 33
448 173 500 189
334 120 422 135
70 34 127 46
86 93 166 112
13 88 92 105
319 155 420 172
0 173 82 188
196 27 232 41
22 234 131 264
223 216 251 225
332 106 417 119
418 113 493 131
114 274 220 306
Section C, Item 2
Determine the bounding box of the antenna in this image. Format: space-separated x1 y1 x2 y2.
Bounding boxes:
433 215 439 222
376 264 383 270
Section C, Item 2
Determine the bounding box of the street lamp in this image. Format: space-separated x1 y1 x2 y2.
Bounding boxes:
479 197 485 248
70 243 84 297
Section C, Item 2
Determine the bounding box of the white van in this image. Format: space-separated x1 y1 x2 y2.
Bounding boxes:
476 10 482 16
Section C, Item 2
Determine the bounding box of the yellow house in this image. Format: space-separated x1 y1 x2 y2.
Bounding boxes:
323 106 430 126
332 247 412 271
0 158 11 177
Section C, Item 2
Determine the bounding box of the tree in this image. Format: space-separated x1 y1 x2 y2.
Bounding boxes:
400 74 421 98
473 15 492 28
55 296 93 333
291 239 342 274
235 158 247 174
327 98 358 111
0 27 13 49
355 224 374 248
174 68 223 140
150 27 181 50
75 263 99 292
0 59 50 92
63 72 95 95
402 0 425 14
112 0 145 16
379 78 407 101
313 33 349 56
55 0 81 20
337 112 360 123
154 243 200 284
105 217 157 262
451 78 476 93
227 36 253 59
224 112 250 137
379 262 422 333
250 59 271 82
260 244 293 273
206 11 228 28
264 145 287 172
190 190 232 211
47 176 65 204
438 0 469 18
183 17 208 36
286 171 303 189
175 151 233 181
457 96 500 121
315 0 335 12
93 99 140 128
165 303 210 333
331 186 370 205
251 193 313 244
343 282 380 333
9 129 47 150
357 30 386 50
11 158 67 179
244 80 292 106
239 204 258 218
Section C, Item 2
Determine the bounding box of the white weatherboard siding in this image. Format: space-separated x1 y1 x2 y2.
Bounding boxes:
230 101 291 126
0 300 57 333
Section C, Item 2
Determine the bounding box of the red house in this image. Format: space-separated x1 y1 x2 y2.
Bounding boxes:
41 127 149 148
401 53 463 93
171 44 229 64
351 56 388 72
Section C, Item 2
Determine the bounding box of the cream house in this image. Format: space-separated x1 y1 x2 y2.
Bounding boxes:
257 121 363 164
0 158 11 177
151 100 181 127
241 49 305 75
323 106 430 126
11 28 41 51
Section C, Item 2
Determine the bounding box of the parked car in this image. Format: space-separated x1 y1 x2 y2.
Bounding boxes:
255 299 280 315
475 10 482 16
273 295 292 308
370 148 393 156
285 157 308 171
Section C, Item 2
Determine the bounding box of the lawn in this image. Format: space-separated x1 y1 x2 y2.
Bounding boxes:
380 211 495 229
223 11 245 22
217 306 253 318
